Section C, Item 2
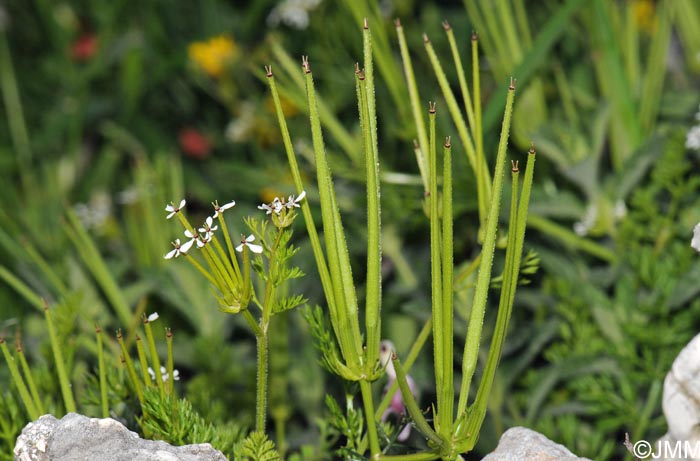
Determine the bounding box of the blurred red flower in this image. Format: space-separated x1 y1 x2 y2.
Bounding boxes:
71 34 98 61
178 128 211 159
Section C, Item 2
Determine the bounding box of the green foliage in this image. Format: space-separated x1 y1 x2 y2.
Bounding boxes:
236 431 282 461
0 392 23 461
506 133 700 460
324 395 365 459
140 387 246 458
301 306 352 380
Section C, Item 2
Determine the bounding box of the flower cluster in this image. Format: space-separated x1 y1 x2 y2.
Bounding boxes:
148 365 180 382
163 199 236 259
162 193 306 314
258 191 306 228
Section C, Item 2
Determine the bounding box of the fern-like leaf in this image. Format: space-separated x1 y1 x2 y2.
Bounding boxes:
237 431 281 461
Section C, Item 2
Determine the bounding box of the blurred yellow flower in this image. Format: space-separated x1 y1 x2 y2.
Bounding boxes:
631 0 656 34
188 36 237 78
260 186 286 204
265 94 299 117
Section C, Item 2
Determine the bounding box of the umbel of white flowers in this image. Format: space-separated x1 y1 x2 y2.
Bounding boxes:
258 191 306 228
692 223 700 253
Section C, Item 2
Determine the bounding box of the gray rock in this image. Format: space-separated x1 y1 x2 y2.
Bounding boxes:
14 413 227 461
653 333 700 461
480 427 593 461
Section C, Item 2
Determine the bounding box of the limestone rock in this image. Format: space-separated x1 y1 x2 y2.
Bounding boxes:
14 413 227 461
655 333 700 461
480 426 593 461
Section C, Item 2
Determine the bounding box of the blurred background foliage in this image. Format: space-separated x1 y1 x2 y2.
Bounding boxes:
0 0 699 460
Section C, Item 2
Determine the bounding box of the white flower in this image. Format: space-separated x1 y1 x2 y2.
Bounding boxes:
258 192 305 215
686 126 700 151
285 190 306 209
148 366 180 382
184 229 205 248
164 238 194 259
198 216 218 240
147 312 159 322
165 199 186 219
258 197 284 215
212 200 236 218
235 234 263 254
692 223 700 253
258 203 273 214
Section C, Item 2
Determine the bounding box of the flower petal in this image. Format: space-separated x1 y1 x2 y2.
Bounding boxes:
247 243 264 254
180 239 194 253
147 312 159 322
235 243 244 252
692 223 700 252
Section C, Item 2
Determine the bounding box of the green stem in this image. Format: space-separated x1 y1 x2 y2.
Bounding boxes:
304 59 363 372
96 326 109 417
261 230 284 327
166 329 175 395
0 338 38 419
395 20 429 185
439 138 454 437
117 330 144 405
444 23 475 136
375 318 432 420
255 331 268 432
0 30 32 194
143 319 164 395
0 266 47 312
526 214 617 262
357 70 382 376
184 254 220 287
44 302 76 413
135 335 152 386
265 69 336 314
243 309 263 337
216 214 243 283
16 341 44 415
424 34 490 226
241 244 253 310
392 355 442 446
472 33 487 231
378 452 440 461
360 380 380 458
211 237 241 288
428 105 444 425
457 81 515 418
